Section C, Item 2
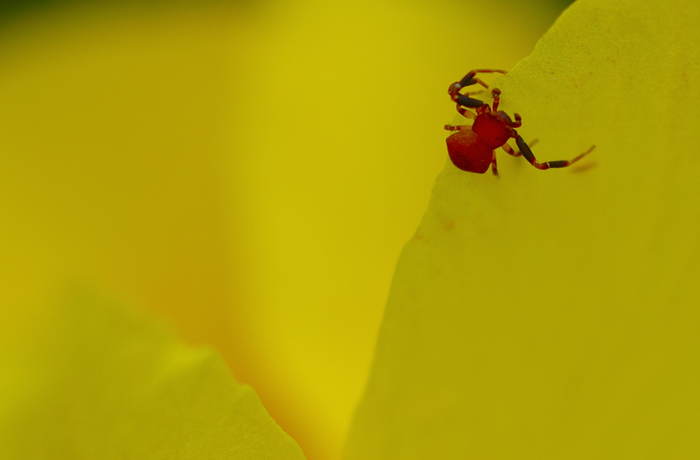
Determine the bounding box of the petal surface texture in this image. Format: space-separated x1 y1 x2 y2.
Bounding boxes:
344 0 700 458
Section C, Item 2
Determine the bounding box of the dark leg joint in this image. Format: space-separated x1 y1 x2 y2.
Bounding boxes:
454 94 484 108
458 71 477 88
516 136 594 171
516 136 536 163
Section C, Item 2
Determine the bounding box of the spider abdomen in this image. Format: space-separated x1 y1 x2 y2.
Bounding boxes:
446 128 493 174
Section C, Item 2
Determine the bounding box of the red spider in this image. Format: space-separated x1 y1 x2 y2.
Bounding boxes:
445 69 594 176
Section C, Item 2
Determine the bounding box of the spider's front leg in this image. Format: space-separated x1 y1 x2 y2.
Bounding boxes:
502 138 537 157
448 69 507 108
515 136 595 170
444 124 470 131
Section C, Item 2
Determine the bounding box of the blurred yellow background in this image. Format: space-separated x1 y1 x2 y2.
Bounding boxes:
0 0 565 459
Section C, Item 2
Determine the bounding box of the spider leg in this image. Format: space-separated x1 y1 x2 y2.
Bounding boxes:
489 88 521 126
444 124 470 131
491 88 501 111
508 113 522 128
501 143 521 157
515 136 595 170
463 90 486 97
490 151 500 177
448 69 507 108
455 106 477 119
457 69 507 89
450 93 484 108
502 138 537 157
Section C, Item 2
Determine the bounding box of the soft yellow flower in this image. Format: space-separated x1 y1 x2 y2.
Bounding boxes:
6 0 672 459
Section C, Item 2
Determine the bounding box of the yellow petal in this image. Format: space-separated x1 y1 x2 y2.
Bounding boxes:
344 0 700 458
0 3 556 460
0 287 306 459
232 1 557 457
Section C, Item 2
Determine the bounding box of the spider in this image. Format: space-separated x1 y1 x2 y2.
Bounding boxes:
445 69 595 176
